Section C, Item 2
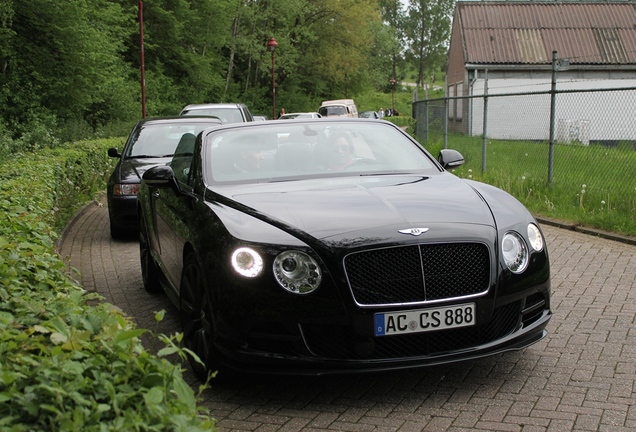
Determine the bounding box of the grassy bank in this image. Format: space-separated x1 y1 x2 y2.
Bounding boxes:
425 135 636 237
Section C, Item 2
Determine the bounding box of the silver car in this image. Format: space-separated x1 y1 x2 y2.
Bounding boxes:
180 103 254 123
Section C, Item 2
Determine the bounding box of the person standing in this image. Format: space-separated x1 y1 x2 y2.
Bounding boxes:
278 108 286 118
378 107 384 118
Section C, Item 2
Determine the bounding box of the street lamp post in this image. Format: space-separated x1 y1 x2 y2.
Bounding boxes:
138 0 146 118
267 37 278 119
389 77 396 114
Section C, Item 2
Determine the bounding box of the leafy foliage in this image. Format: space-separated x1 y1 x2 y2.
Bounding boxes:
0 0 447 144
2 1 138 139
405 0 454 87
0 141 216 430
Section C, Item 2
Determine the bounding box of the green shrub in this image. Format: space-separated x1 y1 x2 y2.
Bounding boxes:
0 140 216 430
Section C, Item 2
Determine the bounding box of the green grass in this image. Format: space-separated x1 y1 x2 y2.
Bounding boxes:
424 135 636 237
354 83 445 120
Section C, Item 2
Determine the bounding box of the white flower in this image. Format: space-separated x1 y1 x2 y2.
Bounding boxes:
468 175 472 179
582 184 586 189
581 189 586 194
601 201 605 205
468 169 473 173
521 176 526 180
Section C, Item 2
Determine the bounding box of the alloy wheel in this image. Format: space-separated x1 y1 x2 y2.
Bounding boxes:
180 254 217 381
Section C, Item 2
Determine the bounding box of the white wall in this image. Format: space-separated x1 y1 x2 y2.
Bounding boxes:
469 78 636 142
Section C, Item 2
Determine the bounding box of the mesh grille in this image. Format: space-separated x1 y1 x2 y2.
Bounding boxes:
345 243 490 306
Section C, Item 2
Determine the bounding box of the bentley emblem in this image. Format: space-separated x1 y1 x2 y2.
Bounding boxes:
398 228 429 236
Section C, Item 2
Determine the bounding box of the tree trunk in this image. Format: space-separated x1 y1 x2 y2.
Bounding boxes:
224 10 242 99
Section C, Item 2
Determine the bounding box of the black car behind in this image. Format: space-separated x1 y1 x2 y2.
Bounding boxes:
106 116 222 238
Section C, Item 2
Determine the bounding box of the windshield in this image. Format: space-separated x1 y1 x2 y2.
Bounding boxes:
203 122 439 184
318 106 346 116
126 122 212 158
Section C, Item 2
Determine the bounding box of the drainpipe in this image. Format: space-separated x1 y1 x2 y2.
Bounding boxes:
469 70 478 136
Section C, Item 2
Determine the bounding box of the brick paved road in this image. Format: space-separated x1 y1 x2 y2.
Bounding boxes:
58 197 636 431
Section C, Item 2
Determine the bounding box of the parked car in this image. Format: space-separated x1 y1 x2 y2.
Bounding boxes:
278 112 322 120
253 115 269 121
138 118 551 380
179 103 254 123
106 116 222 239
359 110 380 119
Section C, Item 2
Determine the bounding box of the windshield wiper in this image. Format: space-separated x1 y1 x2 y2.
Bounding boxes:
359 172 423 176
127 154 174 159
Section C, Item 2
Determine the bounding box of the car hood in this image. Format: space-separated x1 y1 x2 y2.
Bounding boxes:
214 174 496 243
117 157 173 183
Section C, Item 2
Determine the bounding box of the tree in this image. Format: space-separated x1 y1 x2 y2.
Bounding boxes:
219 0 385 111
0 0 421 143
123 0 234 114
1 0 138 137
405 0 454 89
378 0 407 83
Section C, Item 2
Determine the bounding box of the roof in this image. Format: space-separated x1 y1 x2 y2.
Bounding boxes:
320 99 356 106
180 103 246 111
279 112 322 119
456 1 636 65
139 116 222 125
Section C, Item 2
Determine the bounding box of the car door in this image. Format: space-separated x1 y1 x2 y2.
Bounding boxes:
155 139 199 292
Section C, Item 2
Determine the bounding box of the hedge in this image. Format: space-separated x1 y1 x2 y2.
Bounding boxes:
0 139 216 431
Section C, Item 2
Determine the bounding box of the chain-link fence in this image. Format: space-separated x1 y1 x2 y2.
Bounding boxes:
413 87 636 236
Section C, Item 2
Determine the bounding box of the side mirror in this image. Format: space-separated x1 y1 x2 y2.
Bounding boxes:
438 149 465 170
142 165 177 189
108 147 121 158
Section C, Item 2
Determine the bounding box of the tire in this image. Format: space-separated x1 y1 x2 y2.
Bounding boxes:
180 253 224 382
110 220 127 240
139 211 162 293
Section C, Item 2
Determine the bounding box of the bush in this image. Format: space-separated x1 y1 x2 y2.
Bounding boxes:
385 116 417 135
0 140 216 430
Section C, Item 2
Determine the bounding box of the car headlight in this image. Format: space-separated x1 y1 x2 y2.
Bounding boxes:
527 223 544 252
502 232 529 273
113 183 140 196
273 250 322 294
231 247 263 278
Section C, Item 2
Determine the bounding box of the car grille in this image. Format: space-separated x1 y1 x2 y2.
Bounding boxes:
344 243 491 306
302 301 520 360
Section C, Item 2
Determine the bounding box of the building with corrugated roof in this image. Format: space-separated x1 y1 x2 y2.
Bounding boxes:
446 1 636 140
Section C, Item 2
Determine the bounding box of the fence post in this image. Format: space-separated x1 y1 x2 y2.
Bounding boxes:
548 51 557 183
444 96 448 149
482 70 489 173
425 86 429 143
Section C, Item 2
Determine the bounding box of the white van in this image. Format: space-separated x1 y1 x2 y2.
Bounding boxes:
318 99 358 118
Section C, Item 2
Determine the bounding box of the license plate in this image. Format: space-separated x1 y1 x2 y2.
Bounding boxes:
374 303 476 336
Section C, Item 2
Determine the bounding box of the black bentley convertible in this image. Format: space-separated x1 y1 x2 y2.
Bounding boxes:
137 118 551 380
